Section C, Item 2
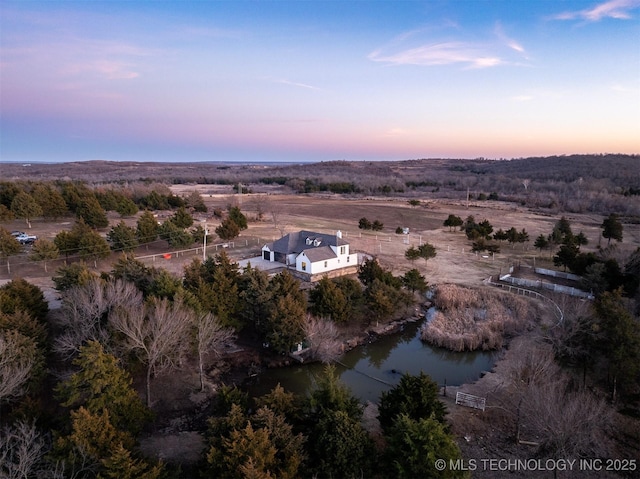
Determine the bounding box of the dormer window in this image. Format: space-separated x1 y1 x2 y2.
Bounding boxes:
313 239 321 246
306 237 313 245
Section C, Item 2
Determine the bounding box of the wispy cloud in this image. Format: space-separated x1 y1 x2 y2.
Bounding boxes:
369 41 503 69
494 22 526 56
369 22 529 70
551 0 640 21
268 77 322 90
67 60 139 80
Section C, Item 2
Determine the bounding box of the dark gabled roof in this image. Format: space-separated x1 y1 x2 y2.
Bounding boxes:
301 245 337 262
266 230 347 255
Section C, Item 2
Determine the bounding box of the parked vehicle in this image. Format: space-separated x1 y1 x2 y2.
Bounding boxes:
15 233 37 244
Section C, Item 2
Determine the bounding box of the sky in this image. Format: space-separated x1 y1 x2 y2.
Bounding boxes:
1 0 639 164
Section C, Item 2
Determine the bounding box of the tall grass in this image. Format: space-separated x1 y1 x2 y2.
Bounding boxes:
421 284 537 351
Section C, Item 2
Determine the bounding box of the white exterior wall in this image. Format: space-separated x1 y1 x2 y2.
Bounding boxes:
296 251 358 274
261 246 274 261
286 253 297 266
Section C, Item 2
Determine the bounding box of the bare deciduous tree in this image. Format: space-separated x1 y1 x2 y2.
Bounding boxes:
194 312 236 391
523 380 612 458
109 297 193 407
0 420 47 479
303 315 343 364
265 197 288 237
496 343 613 458
54 278 142 359
0 331 34 403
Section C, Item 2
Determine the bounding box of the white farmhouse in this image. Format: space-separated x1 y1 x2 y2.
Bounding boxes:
261 230 358 277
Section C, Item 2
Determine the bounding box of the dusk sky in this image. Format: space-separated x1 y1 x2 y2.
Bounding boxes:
1 0 639 163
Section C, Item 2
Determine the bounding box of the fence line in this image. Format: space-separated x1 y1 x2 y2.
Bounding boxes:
498 274 592 299
487 279 564 325
534 267 582 282
134 241 235 262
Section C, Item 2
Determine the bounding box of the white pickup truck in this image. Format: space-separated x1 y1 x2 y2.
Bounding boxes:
11 231 38 244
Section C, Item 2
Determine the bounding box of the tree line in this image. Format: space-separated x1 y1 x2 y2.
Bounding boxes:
0 248 464 478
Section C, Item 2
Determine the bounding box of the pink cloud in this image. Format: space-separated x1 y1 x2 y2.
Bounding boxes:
369 41 504 69
552 0 640 21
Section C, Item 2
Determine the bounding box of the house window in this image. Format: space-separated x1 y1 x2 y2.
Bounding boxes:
347 256 350 262
324 261 328 268
340 246 345 254
302 262 307 271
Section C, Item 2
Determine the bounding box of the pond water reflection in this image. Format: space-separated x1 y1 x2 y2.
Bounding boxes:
246 320 497 403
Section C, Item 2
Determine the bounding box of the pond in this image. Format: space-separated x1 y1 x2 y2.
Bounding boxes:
245 319 498 404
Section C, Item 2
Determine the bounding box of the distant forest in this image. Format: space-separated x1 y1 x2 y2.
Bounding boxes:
2 154 639 216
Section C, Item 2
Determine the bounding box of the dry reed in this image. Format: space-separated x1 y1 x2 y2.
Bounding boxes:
421 284 537 351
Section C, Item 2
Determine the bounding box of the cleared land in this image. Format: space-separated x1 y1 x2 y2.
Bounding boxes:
2 185 639 474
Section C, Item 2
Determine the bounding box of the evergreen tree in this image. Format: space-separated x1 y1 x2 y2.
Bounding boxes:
78 230 111 267
56 341 152 435
0 278 49 322
116 197 138 217
405 246 421 262
0 204 14 221
553 241 580 272
308 409 375 478
205 405 304 479
107 221 139 252
159 220 193 248
402 268 428 294
592 289 640 400
365 279 396 325
358 217 372 230
10 191 42 228
216 216 241 240
493 228 509 242
29 238 60 272
32 183 68 219
358 257 396 287
52 262 97 292
99 443 163 479
418 242 437 262
534 234 549 252
384 414 466 479
210 263 242 329
601 213 623 244
238 264 272 330
111 254 154 294
76 194 109 229
443 214 463 232
305 366 373 478
136 210 159 247
309 276 349 323
228 206 248 230
54 230 79 260
265 295 306 353
170 206 194 228
0 228 22 273
378 371 447 432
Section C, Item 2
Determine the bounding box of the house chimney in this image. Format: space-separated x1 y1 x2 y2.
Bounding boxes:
336 230 342 239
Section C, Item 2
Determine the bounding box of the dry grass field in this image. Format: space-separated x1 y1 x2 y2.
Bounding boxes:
2 176 639 475
3 187 639 326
